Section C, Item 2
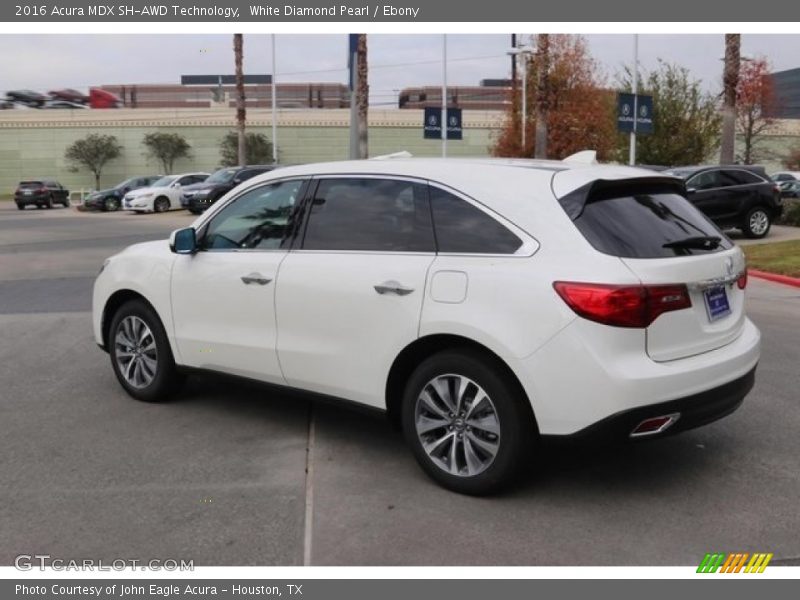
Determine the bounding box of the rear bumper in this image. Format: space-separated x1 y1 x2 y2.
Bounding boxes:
15 194 48 205
542 366 755 444
511 316 760 436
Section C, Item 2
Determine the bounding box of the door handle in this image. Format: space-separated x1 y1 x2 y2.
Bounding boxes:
241 273 272 285
374 281 414 296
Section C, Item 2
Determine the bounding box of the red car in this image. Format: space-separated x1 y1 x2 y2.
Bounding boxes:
48 88 90 104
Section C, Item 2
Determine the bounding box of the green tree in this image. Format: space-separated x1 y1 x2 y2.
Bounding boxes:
64 134 122 189
219 131 274 166
142 132 192 174
616 61 721 166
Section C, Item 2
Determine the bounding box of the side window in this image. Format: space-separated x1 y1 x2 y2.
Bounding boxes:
302 178 435 252
725 170 761 185
193 175 208 184
429 186 522 254
201 179 306 251
688 171 718 190
239 169 264 182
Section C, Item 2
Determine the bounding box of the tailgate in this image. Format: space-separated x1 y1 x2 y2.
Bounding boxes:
622 247 747 361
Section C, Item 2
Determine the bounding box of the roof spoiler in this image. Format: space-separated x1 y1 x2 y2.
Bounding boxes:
562 150 597 165
558 177 688 221
370 151 413 160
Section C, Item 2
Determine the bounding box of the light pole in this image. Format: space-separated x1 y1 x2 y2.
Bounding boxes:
507 45 534 150
629 34 638 166
441 34 447 158
271 34 278 164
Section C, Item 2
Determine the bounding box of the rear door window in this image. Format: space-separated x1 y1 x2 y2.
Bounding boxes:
724 169 762 185
570 191 733 258
302 178 435 252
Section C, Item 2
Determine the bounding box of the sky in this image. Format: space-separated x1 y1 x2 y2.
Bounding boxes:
1 34 799 106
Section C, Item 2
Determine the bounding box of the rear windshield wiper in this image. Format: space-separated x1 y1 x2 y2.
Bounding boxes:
662 235 722 250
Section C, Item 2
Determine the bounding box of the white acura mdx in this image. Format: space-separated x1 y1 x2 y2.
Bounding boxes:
93 158 760 494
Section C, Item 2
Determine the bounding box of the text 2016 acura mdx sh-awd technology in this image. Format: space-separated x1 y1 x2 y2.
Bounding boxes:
93 158 760 494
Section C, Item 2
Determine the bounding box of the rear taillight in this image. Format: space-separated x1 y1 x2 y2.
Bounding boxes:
553 281 692 328
738 270 748 290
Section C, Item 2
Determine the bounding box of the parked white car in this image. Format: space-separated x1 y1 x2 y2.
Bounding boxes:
122 172 210 213
93 158 760 494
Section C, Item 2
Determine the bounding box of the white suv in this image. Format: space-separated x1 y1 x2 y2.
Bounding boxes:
123 172 210 213
93 159 760 494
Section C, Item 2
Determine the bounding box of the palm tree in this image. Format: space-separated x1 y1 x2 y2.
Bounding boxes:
234 33 246 166
720 34 740 164
356 34 368 158
534 34 550 159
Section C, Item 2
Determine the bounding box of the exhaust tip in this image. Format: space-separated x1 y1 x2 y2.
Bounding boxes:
630 413 681 438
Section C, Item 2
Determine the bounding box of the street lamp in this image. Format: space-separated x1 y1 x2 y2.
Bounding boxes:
507 45 534 149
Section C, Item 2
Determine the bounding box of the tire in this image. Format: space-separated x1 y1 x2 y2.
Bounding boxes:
104 197 120 212
36 204 44 209
46 195 54 209
153 197 170 213
742 206 771 239
108 299 184 402
16 203 24 210
62 198 70 207
401 349 537 495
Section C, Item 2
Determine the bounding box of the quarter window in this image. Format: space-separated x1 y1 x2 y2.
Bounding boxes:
201 179 305 251
428 187 522 254
302 178 435 252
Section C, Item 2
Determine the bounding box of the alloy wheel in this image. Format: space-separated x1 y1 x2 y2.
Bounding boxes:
114 316 158 389
414 374 501 478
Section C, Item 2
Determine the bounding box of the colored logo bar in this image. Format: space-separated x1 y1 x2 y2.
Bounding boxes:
697 553 773 573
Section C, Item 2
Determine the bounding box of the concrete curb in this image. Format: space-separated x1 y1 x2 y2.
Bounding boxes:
748 268 800 289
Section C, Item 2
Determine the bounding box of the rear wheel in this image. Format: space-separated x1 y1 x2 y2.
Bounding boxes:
108 299 184 402
16 203 24 210
46 195 54 209
62 198 70 207
104 197 120 212
401 349 536 495
154 197 170 213
743 207 771 239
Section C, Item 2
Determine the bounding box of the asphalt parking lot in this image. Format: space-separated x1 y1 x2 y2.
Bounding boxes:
1 203 799 566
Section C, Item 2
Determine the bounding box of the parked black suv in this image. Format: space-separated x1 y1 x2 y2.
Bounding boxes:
181 165 279 214
15 180 70 209
82 176 162 212
664 165 783 239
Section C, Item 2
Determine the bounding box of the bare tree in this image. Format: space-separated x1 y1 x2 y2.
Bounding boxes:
720 33 740 164
234 33 246 166
534 34 550 159
356 34 369 159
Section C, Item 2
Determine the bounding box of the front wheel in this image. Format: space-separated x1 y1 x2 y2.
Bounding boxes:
743 207 771 239
153 197 170 213
401 349 536 495
108 300 183 402
16 203 24 210
104 197 120 212
46 195 54 209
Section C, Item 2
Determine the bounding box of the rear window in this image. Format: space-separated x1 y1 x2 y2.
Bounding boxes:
19 181 43 188
572 192 733 258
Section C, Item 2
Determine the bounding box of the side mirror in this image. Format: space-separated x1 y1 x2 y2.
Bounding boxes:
170 228 197 255
686 187 697 194
232 177 242 185
172 182 181 188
